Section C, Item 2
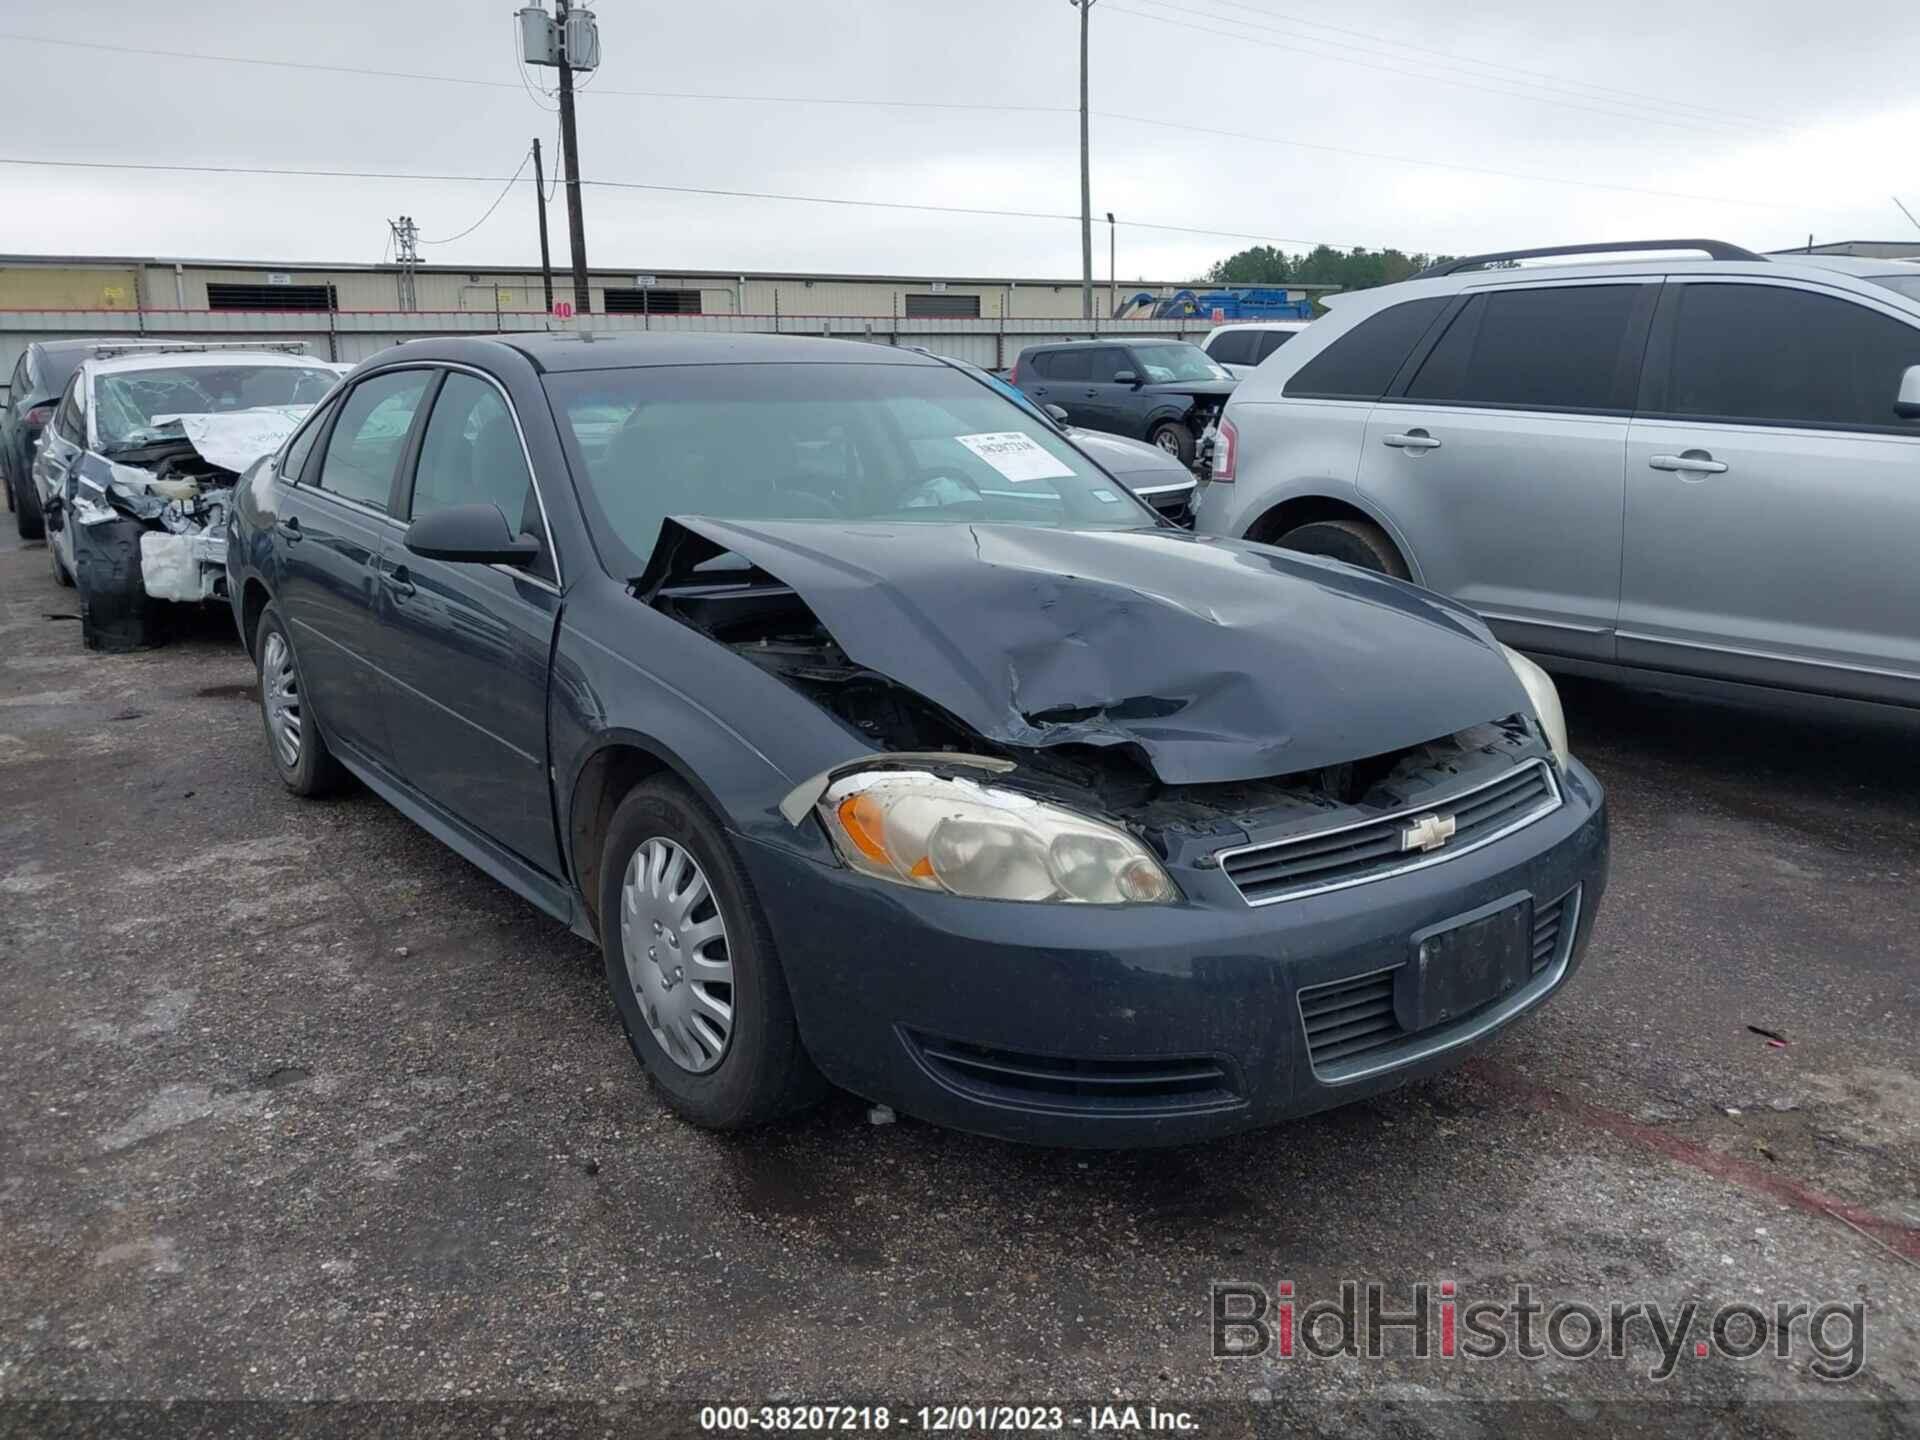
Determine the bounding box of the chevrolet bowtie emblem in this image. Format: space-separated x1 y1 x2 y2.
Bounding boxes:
1401 813 1457 853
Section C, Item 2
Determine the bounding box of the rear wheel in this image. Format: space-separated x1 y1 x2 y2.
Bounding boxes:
1274 518 1410 579
254 602 344 796
1148 421 1195 466
599 777 823 1130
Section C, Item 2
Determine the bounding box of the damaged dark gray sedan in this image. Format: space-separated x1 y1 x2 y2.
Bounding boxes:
228 333 1608 1147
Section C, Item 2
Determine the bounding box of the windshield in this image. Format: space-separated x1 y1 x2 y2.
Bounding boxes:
93 364 340 449
1129 343 1230 383
1867 273 1920 303
547 361 1158 576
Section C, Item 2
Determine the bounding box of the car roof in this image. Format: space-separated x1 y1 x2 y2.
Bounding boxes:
83 350 335 378
477 330 942 373
1018 337 1199 351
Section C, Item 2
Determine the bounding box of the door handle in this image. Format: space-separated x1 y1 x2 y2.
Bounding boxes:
1649 451 1727 474
275 516 303 543
1382 430 1441 451
379 562 415 598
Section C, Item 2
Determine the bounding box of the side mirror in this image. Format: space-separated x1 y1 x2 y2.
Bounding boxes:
1897 364 1920 420
404 503 541 566
1044 403 1071 425
1113 370 1139 387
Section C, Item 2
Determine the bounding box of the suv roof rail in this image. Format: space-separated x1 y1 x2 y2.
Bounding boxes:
1411 239 1767 280
89 340 312 360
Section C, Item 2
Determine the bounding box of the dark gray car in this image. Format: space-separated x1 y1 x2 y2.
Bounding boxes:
1009 340 1235 466
5 341 115 537
227 331 1605 1148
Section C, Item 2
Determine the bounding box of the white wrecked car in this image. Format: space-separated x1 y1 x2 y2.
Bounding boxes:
31 344 342 650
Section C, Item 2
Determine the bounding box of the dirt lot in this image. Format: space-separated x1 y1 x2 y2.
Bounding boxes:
1 525 1916 1438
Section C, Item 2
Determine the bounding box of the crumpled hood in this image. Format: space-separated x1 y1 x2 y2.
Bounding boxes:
148 405 313 475
656 518 1531 785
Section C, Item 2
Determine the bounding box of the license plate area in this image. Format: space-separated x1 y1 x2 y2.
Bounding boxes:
1397 894 1534 1033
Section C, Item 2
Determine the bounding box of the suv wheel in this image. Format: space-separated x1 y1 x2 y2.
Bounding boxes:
599 777 823 1130
1149 421 1195 465
1275 519 1410 579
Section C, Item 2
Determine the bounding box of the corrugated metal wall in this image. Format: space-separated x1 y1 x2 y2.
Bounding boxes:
0 309 1216 379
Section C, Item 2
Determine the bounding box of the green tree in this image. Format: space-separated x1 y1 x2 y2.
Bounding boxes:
1205 244 1458 293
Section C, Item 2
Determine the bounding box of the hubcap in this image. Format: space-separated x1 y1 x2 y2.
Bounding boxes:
261 632 302 770
1154 428 1182 455
619 837 734 1073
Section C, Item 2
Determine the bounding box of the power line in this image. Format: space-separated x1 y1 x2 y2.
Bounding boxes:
1095 111 1798 211
1188 0 1783 132
1106 2 1769 139
0 26 1813 208
0 155 1385 251
417 148 534 244
0 31 1070 115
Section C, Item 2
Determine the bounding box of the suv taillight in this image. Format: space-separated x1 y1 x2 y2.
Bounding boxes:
23 404 54 428
1212 415 1238 482
1007 359 1021 386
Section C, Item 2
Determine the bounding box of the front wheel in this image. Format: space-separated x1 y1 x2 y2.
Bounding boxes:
1148 421 1196 466
599 777 823 1130
1274 518 1410 579
10 462 44 540
71 516 159 651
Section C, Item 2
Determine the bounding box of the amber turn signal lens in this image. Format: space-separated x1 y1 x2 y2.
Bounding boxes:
836 791 892 865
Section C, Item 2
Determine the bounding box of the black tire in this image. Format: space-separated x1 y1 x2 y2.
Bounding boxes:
1274 518 1410 579
10 459 44 540
1148 420 1196 466
254 602 345 797
71 516 160 651
598 776 823 1130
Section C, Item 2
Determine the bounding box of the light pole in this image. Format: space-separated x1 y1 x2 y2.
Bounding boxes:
1070 0 1098 321
554 0 591 315
1106 211 1116 319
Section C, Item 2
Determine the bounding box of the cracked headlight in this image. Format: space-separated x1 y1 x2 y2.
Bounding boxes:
818 771 1178 904
1500 644 1570 768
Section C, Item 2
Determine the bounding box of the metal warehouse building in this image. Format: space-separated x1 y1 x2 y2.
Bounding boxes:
0 253 1303 321
1 253 1327 375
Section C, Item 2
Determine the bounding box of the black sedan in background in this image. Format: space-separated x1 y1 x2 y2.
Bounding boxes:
1008 338 1236 466
228 333 1606 1147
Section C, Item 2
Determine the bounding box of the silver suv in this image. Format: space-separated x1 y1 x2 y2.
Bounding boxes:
1196 239 1920 711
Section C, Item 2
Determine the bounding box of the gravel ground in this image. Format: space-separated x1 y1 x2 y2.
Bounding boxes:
0 526 1915 1439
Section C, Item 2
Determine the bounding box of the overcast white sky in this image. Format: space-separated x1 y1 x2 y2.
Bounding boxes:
5 0 1918 281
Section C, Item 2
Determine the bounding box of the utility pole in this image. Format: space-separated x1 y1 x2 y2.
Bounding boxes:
1071 0 1098 321
387 215 419 312
555 0 592 315
1106 211 1116 319
531 137 554 313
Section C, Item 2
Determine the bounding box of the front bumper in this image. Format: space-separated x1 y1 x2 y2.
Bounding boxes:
744 760 1608 1147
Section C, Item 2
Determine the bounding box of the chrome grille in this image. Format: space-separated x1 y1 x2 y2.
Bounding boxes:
1220 760 1560 907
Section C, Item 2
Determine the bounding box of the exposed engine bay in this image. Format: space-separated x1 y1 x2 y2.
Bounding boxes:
66 406 311 605
640 518 1548 866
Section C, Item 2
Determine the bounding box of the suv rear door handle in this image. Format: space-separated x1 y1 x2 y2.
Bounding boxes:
378 561 415 598
1649 452 1727 474
275 516 302 543
1382 430 1441 451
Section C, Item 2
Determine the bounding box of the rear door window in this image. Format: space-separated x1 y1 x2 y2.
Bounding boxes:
1046 349 1092 382
1284 297 1449 400
1648 282 1920 432
1207 330 1257 367
1406 284 1647 412
1255 330 1296 361
314 370 431 512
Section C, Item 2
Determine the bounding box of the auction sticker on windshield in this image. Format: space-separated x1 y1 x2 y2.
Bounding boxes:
955 432 1075 483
